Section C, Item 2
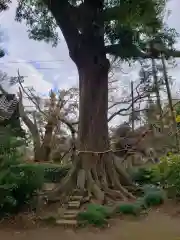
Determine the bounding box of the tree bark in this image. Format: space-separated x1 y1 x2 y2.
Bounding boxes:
78 60 109 165
48 56 135 203
45 0 135 203
39 121 54 161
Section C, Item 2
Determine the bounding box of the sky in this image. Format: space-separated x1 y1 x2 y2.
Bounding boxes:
0 0 180 110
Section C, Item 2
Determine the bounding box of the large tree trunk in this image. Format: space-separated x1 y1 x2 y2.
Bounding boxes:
49 57 135 203
45 0 135 204
78 61 109 163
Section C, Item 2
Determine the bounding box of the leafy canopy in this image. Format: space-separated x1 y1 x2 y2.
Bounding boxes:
15 0 171 60
0 0 11 13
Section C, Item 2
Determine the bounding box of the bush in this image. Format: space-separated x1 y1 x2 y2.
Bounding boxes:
38 163 69 183
116 202 141 216
142 184 162 194
142 190 165 207
86 204 112 218
0 131 44 216
0 163 44 215
162 155 180 198
130 167 156 185
13 163 69 183
77 204 110 227
130 154 180 199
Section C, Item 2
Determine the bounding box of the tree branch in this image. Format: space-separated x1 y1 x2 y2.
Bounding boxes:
108 91 151 122
42 0 80 56
18 87 40 139
17 70 77 136
106 43 180 59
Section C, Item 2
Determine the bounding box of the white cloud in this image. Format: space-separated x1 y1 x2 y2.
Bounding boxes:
0 0 180 126
0 57 53 93
0 56 53 110
0 0 78 93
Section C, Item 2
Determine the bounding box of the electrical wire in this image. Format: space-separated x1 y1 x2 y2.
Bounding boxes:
0 59 67 70
0 60 64 63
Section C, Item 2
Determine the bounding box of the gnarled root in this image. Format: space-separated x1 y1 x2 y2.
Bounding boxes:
47 154 136 204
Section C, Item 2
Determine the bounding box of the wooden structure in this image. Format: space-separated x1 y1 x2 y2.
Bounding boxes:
0 94 25 137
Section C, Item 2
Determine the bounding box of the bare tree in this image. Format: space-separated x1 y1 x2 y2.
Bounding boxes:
18 83 79 162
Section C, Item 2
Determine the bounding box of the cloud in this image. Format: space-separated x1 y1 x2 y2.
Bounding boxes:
0 57 53 92
0 0 180 121
0 0 78 92
0 56 53 111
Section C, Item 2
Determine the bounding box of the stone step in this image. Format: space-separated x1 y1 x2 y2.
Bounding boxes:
64 210 80 215
70 195 83 201
68 201 81 209
63 214 77 220
56 219 78 227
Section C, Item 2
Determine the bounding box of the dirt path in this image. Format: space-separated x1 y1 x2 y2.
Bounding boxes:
1 209 180 240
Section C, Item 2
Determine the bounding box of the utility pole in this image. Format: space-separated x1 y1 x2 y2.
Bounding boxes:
131 81 135 132
161 55 179 152
151 58 164 133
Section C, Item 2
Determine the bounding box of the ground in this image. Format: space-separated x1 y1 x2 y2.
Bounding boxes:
1 202 180 240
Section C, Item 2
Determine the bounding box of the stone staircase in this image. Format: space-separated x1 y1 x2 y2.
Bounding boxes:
55 189 89 227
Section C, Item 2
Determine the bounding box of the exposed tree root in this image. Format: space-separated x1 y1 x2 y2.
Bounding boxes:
47 154 136 204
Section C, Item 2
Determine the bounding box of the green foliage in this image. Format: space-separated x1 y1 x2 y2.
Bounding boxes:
77 204 111 227
15 163 69 183
143 190 165 207
175 103 180 116
38 163 69 183
160 154 180 198
14 0 168 60
116 202 141 216
131 154 180 199
130 167 156 185
142 184 161 194
0 130 44 216
86 204 112 218
78 189 166 227
0 164 44 215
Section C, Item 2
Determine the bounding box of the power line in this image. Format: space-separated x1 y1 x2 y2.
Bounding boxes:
0 67 62 70
0 60 64 64
0 59 65 70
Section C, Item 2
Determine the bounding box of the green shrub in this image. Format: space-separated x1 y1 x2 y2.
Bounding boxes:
0 163 44 215
155 154 180 198
78 210 107 227
142 184 162 194
0 132 44 216
86 204 111 218
130 167 156 185
39 163 69 183
143 190 165 207
11 163 69 183
116 202 141 216
164 155 180 197
77 204 110 227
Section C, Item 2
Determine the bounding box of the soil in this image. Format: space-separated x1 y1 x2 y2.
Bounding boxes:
1 202 180 240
